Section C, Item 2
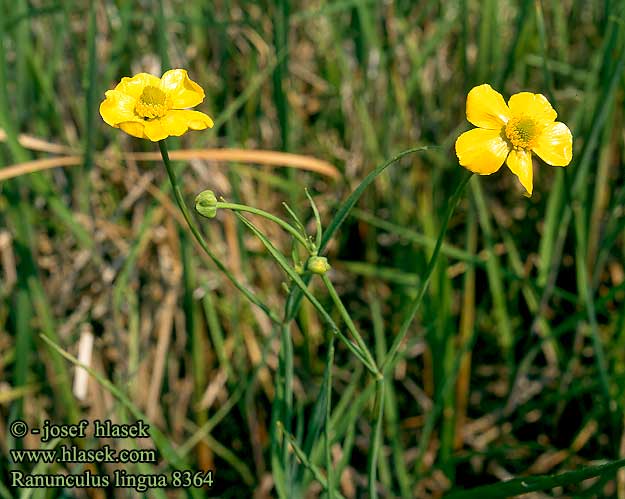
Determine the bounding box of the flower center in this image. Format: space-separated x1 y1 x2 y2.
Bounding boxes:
135 86 168 119
505 116 539 149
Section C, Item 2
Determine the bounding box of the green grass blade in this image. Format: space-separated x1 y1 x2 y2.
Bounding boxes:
381 171 472 372
39 334 188 469
234 212 379 375
470 177 513 354
445 458 625 499
285 146 435 322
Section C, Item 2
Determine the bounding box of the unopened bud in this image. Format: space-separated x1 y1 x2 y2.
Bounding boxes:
307 256 331 275
195 190 218 218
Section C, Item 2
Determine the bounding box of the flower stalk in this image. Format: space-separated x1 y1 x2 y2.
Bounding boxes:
321 274 381 379
217 201 312 251
381 170 473 374
157 140 280 323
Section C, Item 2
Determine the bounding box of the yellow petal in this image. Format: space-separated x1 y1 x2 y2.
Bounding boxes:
506 148 534 196
160 69 205 109
466 84 511 129
125 110 214 142
143 119 171 142
533 122 573 166
118 121 147 139
99 90 139 127
153 110 214 139
455 128 510 174
169 110 214 130
115 73 161 99
508 92 556 122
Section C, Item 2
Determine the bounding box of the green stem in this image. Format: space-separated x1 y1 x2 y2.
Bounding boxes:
217 201 311 250
381 171 472 373
471 178 513 354
280 322 294 493
321 274 380 377
368 379 385 499
573 204 611 402
325 334 335 499
234 211 380 376
158 140 280 324
279 423 347 499
285 145 434 323
80 2 97 215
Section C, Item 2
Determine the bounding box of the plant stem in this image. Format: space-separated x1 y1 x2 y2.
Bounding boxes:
234 211 380 376
321 274 380 378
368 378 385 499
325 334 335 499
280 321 294 494
216 201 311 250
381 170 472 374
285 146 435 324
157 140 280 324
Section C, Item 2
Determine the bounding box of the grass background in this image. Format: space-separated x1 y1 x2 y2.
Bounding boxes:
1 0 625 497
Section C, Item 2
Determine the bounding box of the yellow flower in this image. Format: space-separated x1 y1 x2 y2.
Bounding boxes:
99 69 214 142
455 84 572 196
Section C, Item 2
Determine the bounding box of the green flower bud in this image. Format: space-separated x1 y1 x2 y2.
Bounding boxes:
195 190 218 218
307 256 331 275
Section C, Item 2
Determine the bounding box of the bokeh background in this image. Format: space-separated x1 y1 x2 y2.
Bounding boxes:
2 0 625 497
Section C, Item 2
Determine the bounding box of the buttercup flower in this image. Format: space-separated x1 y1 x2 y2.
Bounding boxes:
455 84 572 196
99 69 213 141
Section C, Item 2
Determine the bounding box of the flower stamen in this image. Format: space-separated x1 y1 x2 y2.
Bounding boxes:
135 86 169 119
505 116 539 149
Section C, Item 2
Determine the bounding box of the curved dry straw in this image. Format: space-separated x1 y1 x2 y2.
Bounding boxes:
0 140 340 183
